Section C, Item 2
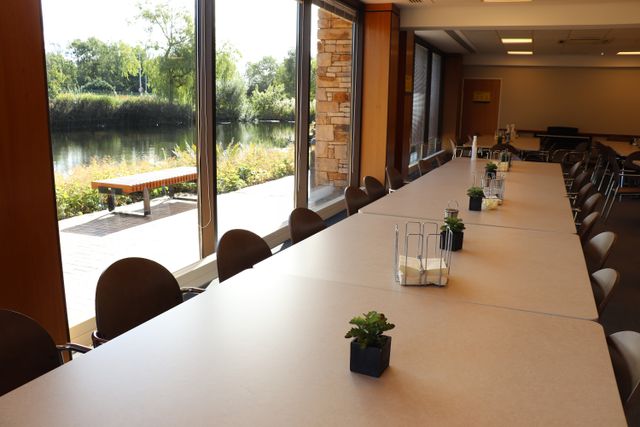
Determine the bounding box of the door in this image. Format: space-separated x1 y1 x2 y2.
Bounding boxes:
460 78 501 140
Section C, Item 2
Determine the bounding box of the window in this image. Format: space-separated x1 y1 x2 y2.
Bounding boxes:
42 0 199 327
308 2 357 210
409 42 443 163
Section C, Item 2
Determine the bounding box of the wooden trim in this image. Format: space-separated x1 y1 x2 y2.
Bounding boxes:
0 0 70 344
364 3 399 14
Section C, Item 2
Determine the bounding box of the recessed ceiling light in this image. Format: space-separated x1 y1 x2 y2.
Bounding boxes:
507 51 533 55
501 38 533 44
617 51 640 55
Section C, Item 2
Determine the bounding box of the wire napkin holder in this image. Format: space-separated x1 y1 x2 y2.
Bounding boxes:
393 221 452 287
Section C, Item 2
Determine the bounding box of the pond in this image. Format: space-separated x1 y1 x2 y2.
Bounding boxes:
51 122 295 175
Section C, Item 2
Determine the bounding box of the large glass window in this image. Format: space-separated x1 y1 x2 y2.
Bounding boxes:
427 52 442 155
42 0 198 327
409 42 443 163
308 3 356 210
215 0 296 238
410 44 428 164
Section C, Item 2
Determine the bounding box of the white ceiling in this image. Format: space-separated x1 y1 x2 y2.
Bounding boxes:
361 0 640 62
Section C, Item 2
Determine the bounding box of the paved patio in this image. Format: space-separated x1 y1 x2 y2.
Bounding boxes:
59 176 342 326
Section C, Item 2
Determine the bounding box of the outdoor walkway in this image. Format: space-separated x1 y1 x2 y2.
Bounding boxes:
60 176 342 326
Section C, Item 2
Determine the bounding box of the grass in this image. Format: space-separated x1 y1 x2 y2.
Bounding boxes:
55 141 294 220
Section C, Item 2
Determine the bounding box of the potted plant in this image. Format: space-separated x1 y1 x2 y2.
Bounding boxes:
345 311 395 377
467 186 484 211
485 162 498 178
440 216 465 251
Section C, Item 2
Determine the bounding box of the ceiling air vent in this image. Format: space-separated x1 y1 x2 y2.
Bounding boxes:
558 39 611 45
408 0 424 3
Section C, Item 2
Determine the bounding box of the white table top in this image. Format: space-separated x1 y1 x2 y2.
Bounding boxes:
600 140 640 158
0 270 624 426
360 158 576 234
257 213 597 320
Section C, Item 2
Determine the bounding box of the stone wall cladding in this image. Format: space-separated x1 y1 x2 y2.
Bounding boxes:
314 9 352 188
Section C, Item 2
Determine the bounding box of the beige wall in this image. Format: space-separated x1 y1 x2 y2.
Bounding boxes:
463 65 640 136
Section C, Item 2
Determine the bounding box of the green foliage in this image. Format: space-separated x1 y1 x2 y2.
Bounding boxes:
216 142 294 193
276 49 296 99
46 53 77 97
80 78 116 95
485 162 498 172
245 56 279 96
247 84 294 121
345 311 395 350
49 94 193 130
216 78 246 122
55 141 294 219
70 37 141 94
441 216 466 233
137 1 195 104
467 186 484 198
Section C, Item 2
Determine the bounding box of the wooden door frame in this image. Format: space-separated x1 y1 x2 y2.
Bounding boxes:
459 77 502 139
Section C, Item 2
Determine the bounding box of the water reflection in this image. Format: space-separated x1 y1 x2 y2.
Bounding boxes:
52 122 295 174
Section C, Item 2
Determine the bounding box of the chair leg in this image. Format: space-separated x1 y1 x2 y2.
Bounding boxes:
603 185 619 221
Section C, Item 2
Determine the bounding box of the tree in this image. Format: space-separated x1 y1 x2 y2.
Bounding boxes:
46 52 77 97
69 38 140 94
137 1 195 104
245 56 278 97
215 43 245 121
275 49 295 99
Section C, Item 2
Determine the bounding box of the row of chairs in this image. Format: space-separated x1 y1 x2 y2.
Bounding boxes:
1 205 334 396
563 150 640 420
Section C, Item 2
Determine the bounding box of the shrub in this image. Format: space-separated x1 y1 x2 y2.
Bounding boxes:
247 84 295 121
49 93 194 131
216 78 245 121
80 78 116 95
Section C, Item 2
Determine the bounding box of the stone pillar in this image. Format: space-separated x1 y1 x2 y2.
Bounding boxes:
314 9 352 189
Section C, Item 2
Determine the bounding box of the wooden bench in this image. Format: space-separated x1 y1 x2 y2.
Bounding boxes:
91 167 197 216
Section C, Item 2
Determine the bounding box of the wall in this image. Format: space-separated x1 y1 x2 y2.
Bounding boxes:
0 0 70 343
314 9 352 189
464 65 640 136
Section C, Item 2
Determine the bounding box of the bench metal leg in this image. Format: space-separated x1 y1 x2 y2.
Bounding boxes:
143 188 151 216
107 189 116 212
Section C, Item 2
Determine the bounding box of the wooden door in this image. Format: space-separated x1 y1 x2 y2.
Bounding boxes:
460 79 501 140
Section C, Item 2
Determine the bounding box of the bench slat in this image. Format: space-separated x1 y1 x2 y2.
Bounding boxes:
90 167 197 194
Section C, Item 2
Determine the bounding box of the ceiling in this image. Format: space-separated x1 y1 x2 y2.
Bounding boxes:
417 28 640 56
360 0 640 62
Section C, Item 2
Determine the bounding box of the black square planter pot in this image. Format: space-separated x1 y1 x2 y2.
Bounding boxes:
440 231 463 251
350 336 391 377
469 196 483 211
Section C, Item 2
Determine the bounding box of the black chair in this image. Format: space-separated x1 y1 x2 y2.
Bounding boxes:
385 166 405 192
0 310 90 396
583 231 617 274
289 207 326 244
93 257 205 346
217 230 272 283
607 330 640 419
344 186 369 216
591 268 619 316
363 176 385 202
577 211 600 246
418 158 437 175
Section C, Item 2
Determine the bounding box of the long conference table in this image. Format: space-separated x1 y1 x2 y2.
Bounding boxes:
0 158 626 426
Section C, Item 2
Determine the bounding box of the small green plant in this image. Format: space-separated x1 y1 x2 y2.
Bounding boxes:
345 311 395 349
467 186 484 198
441 216 465 233
485 162 498 172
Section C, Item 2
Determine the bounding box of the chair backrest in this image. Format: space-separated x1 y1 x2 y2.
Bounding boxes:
418 158 436 175
578 192 603 222
448 138 458 157
567 160 583 180
623 151 640 172
607 330 640 411
591 268 619 314
575 182 596 208
0 310 61 396
571 170 590 193
288 207 326 244
344 186 369 216
385 166 404 191
217 229 272 283
363 176 386 202
95 257 184 341
584 231 617 274
578 211 600 245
